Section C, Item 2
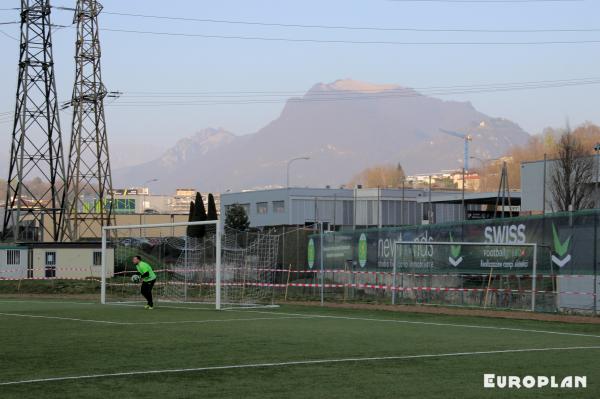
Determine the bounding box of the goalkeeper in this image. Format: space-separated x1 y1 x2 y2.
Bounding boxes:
133 255 157 309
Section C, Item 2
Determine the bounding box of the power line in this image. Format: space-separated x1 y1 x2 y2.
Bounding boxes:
106 78 600 107
99 27 600 46
1 77 597 116
0 28 18 40
94 11 600 33
45 4 600 34
122 77 600 97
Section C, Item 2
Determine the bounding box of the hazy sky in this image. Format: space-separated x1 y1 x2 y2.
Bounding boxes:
1 0 599 170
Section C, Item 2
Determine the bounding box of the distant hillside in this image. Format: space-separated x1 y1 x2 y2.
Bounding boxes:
114 79 530 193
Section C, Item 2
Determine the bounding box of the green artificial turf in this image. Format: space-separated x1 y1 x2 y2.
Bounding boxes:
0 300 598 398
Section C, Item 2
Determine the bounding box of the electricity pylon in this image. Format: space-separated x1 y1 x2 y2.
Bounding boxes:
2 0 68 242
64 0 115 240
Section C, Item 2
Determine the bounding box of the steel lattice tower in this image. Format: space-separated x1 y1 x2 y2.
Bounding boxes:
2 0 68 242
64 0 114 240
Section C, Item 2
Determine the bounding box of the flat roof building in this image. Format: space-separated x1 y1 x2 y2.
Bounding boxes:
220 187 464 229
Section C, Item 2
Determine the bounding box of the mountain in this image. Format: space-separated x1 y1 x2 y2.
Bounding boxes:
114 79 530 193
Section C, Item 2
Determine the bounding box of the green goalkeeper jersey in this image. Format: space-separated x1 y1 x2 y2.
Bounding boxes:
136 261 156 283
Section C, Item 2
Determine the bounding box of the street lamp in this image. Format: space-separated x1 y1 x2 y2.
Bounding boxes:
286 157 310 188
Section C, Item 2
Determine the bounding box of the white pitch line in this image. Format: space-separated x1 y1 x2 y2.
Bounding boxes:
236 310 600 339
3 300 599 339
0 312 126 325
0 312 314 326
107 303 215 311
131 316 315 325
0 300 95 305
1 346 599 386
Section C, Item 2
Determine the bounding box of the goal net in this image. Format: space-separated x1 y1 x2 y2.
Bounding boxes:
393 241 542 311
100 221 280 310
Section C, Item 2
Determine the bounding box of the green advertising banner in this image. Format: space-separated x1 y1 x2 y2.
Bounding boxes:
310 209 600 276
395 242 536 274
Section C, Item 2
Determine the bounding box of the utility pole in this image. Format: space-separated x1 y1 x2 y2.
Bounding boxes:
461 168 466 220
495 162 513 218
594 143 600 208
64 0 115 240
542 153 547 214
2 0 68 242
428 175 433 224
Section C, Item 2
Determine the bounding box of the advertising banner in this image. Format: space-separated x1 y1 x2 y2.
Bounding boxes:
311 210 599 276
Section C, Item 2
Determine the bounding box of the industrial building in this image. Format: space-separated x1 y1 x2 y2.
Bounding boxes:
220 187 525 229
220 187 464 229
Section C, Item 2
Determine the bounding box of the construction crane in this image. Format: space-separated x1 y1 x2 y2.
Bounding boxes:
439 128 473 171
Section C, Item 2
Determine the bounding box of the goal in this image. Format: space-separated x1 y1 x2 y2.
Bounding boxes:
100 220 280 310
392 241 540 311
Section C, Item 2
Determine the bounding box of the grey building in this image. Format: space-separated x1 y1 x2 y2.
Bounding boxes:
220 187 463 229
521 157 600 213
418 191 521 221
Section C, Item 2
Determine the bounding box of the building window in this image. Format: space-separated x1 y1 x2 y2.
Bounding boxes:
45 251 56 266
256 202 268 215
113 198 136 214
6 250 20 265
273 201 285 213
93 251 102 266
45 251 56 278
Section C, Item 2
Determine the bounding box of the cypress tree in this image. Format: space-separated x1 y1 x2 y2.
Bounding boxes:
189 192 207 238
207 193 218 221
186 201 195 236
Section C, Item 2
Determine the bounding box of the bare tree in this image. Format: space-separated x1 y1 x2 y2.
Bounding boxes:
550 128 594 211
349 163 406 188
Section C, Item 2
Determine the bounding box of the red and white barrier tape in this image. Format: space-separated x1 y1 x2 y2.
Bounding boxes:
104 281 596 297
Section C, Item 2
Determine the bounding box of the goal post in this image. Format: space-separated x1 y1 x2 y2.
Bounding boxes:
100 220 279 310
392 241 539 311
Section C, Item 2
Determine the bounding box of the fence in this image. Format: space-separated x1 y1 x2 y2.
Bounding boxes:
1 210 599 314
296 210 600 313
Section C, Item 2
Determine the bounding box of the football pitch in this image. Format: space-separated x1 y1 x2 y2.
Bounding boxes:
0 300 599 398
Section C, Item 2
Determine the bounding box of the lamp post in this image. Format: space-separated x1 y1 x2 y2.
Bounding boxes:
286 157 310 188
